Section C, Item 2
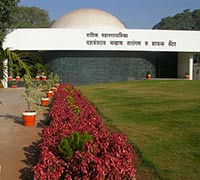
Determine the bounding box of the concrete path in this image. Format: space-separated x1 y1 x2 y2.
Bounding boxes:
0 88 44 180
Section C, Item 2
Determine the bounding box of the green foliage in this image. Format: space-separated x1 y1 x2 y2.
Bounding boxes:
0 48 31 79
53 73 60 84
9 62 22 76
193 9 200 30
13 6 53 28
36 72 60 95
66 95 81 117
58 132 93 160
73 105 80 115
146 71 151 75
47 72 60 87
63 85 75 95
22 74 43 111
35 62 45 76
153 9 200 30
0 0 19 44
66 95 75 108
22 74 36 111
14 51 43 76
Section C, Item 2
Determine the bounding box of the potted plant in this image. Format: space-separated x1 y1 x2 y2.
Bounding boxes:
41 97 49 106
35 62 44 81
0 81 3 88
8 76 13 81
31 78 51 107
34 62 48 81
10 79 17 88
44 72 60 98
185 72 189 80
36 78 52 105
42 75 47 81
22 74 42 126
40 76 54 99
54 73 60 88
16 76 20 81
146 71 152 79
49 72 60 90
12 63 22 81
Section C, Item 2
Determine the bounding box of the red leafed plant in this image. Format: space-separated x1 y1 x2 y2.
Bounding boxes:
33 84 136 179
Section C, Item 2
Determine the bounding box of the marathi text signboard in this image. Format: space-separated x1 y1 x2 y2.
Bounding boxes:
3 28 200 52
86 31 176 50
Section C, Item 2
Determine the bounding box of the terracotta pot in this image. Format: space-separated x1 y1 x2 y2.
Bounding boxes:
146 74 152 79
41 98 49 106
22 111 37 126
55 84 60 88
8 76 13 81
51 87 57 93
35 76 40 81
185 74 189 80
42 76 47 81
46 91 53 98
11 85 17 88
16 76 20 81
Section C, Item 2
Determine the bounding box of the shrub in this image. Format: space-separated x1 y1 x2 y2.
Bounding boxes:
58 132 93 160
34 84 136 179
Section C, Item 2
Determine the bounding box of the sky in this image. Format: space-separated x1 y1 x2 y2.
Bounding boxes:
19 0 200 29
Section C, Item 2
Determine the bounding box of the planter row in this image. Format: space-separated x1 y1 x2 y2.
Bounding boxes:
34 84 136 180
8 75 47 81
7 76 50 88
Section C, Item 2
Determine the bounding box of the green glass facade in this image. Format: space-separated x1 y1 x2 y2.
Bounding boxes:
41 51 177 85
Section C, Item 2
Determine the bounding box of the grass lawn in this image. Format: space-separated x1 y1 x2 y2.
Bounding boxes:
77 80 200 180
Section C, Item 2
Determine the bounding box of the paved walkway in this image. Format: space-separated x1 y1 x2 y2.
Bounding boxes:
0 88 44 180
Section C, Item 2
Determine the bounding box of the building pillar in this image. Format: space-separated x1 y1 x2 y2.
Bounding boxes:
1 59 8 88
189 55 193 80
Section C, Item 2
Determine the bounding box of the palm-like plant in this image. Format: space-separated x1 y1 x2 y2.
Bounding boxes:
0 48 32 104
0 48 31 80
9 63 22 77
35 62 44 76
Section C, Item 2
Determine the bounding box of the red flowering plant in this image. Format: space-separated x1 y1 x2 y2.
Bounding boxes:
34 84 136 179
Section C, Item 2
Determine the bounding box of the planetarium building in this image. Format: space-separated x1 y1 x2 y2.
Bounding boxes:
3 8 200 86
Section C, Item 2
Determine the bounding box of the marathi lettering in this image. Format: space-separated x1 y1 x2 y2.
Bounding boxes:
86 32 98 37
152 41 165 46
168 40 176 47
102 32 128 38
110 41 123 46
127 40 141 46
85 32 178 49
86 40 106 45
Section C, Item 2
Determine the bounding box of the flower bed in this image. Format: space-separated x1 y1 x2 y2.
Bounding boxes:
34 84 136 179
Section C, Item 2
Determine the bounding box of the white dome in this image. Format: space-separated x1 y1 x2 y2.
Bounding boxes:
51 8 126 29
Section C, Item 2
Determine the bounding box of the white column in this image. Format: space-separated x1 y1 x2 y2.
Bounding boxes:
189 55 193 80
1 59 8 88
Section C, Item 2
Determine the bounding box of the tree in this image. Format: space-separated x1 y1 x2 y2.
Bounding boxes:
13 6 54 28
0 0 19 45
153 9 200 30
0 3 48 87
193 9 200 30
